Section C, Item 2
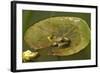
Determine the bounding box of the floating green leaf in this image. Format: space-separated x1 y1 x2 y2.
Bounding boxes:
24 17 90 56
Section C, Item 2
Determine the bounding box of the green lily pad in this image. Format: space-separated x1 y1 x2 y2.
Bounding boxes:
24 17 90 56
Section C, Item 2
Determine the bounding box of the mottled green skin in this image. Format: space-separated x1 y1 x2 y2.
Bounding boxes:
24 17 90 56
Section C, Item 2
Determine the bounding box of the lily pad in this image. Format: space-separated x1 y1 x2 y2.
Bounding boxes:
24 17 90 56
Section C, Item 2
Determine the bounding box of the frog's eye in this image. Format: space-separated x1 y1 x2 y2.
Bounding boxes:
47 35 55 42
